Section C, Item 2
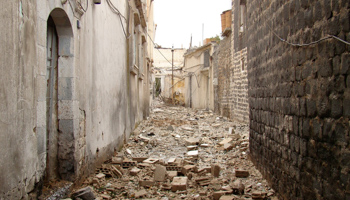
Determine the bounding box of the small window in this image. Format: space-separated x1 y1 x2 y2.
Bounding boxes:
241 57 245 71
239 0 246 33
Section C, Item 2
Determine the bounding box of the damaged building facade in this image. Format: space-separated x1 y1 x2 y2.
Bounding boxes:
0 0 154 198
153 47 187 104
183 43 216 110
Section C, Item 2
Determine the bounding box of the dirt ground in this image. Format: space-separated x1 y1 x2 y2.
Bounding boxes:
71 100 279 200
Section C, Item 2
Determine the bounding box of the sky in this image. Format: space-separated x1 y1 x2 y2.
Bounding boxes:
153 0 232 49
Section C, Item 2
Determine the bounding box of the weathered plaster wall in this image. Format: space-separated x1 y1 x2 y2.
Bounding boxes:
78 0 129 178
247 0 350 199
0 0 151 198
184 44 215 110
0 1 43 199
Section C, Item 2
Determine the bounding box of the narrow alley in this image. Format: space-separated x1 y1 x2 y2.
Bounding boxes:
1 0 349 199
67 99 277 200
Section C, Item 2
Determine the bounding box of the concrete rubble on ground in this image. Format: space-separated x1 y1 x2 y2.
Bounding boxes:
71 100 278 200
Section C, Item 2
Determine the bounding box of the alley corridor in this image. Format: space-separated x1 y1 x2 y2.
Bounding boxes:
66 100 277 200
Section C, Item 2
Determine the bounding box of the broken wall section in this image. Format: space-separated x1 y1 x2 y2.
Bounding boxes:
247 0 350 199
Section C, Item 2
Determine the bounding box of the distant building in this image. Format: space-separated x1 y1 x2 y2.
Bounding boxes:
153 48 187 104
183 43 216 110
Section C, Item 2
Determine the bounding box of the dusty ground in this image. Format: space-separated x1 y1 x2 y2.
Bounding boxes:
74 100 278 200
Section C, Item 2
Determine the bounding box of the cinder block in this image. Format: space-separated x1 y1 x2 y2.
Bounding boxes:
154 164 166 182
171 177 188 192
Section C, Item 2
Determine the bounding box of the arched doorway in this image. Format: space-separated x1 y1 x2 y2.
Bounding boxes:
46 8 76 182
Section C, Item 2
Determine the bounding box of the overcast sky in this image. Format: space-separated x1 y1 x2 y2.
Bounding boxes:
154 0 232 49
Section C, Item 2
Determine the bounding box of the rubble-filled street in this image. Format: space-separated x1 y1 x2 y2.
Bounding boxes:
74 100 278 200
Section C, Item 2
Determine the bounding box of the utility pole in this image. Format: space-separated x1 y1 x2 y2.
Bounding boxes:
171 46 174 105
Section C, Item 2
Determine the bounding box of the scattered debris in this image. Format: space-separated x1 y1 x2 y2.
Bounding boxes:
72 100 277 199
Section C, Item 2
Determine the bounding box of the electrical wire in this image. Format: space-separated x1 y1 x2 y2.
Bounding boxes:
68 0 81 19
106 0 128 38
267 21 350 47
77 0 88 12
146 32 182 69
106 0 127 20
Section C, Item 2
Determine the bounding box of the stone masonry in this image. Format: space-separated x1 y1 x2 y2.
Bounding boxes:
213 36 233 119
247 0 350 199
213 0 249 124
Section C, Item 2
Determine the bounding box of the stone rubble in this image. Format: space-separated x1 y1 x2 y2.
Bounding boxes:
71 100 278 200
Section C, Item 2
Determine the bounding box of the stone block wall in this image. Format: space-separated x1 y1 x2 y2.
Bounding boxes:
247 0 350 199
213 0 249 124
213 36 233 118
232 48 249 123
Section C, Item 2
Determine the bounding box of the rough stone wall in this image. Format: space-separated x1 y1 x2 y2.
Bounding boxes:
232 48 249 123
213 36 232 118
213 0 249 124
247 0 350 199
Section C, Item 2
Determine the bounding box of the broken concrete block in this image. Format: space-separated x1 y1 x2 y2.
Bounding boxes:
185 137 200 145
129 167 141 176
134 189 148 198
187 145 198 151
111 156 123 164
110 166 123 177
154 164 167 182
252 191 267 199
219 196 236 200
71 186 96 200
161 183 172 190
121 159 137 168
194 177 211 186
139 135 151 143
132 157 148 163
187 150 199 157
168 157 176 165
235 170 249 178
167 171 178 180
100 194 112 200
228 127 235 134
166 166 182 172
182 165 196 175
212 191 227 200
230 179 245 195
171 177 188 192
126 149 132 155
95 173 105 179
212 123 222 128
143 158 159 164
219 138 233 145
182 126 194 131
167 125 175 131
224 143 234 151
211 165 220 177
139 180 155 188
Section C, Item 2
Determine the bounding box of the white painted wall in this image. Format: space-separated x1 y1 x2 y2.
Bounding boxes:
0 0 152 198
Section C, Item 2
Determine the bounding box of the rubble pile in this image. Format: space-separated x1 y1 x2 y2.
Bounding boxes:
74 101 278 200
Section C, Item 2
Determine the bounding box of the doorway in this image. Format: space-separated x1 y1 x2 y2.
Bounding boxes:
155 78 161 97
45 8 77 182
46 16 59 180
